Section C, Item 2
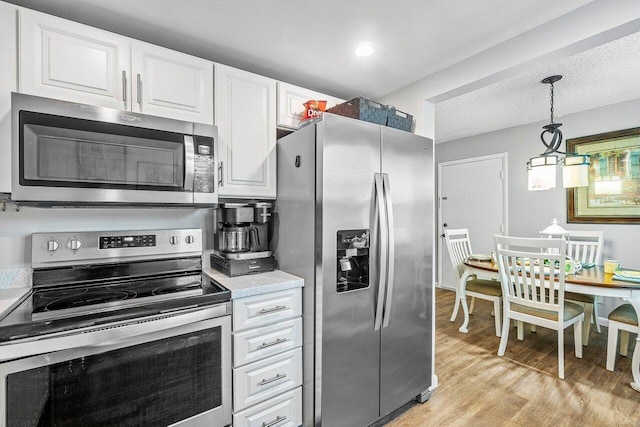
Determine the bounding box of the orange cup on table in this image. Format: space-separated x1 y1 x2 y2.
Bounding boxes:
604 260 620 274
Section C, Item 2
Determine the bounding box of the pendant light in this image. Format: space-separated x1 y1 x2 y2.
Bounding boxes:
527 75 590 191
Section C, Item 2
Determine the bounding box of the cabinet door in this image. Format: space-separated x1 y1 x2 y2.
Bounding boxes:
277 81 344 129
0 2 17 194
215 64 276 199
131 41 213 124
19 9 130 110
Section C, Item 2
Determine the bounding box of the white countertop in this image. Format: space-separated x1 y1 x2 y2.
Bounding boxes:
202 249 303 298
203 267 304 299
0 288 30 322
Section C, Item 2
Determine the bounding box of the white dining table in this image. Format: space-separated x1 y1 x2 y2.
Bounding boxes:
457 259 640 392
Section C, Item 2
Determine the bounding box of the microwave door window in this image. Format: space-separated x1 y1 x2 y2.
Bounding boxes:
21 114 186 191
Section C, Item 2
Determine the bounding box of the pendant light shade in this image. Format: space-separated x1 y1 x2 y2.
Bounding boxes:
526 75 590 191
562 154 590 188
527 155 557 191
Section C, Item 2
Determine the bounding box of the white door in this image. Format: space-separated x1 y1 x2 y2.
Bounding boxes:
438 154 508 289
19 9 130 110
215 63 276 199
131 41 213 124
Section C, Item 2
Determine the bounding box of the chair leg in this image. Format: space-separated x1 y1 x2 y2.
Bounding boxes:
530 324 537 333
493 298 501 337
517 321 524 341
498 315 510 356
593 298 602 333
620 330 630 357
450 293 461 322
469 296 476 314
558 329 565 379
582 303 593 346
574 318 583 359
606 323 619 371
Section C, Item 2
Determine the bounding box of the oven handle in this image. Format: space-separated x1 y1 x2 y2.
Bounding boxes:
0 303 231 362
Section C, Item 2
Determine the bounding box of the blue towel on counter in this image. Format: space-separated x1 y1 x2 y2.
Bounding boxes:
612 274 640 283
581 263 595 269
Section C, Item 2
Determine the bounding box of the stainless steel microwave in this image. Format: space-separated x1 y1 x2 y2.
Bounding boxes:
11 93 217 206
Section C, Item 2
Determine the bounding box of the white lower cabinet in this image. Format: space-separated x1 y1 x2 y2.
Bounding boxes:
232 288 302 426
233 387 302 427
234 317 302 367
233 347 302 411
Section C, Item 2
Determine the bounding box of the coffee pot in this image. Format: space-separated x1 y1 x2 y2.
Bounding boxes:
214 202 272 257
221 225 260 253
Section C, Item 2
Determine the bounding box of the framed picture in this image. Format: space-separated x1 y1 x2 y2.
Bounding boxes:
567 127 640 223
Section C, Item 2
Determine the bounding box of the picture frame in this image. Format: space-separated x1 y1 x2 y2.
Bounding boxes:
567 127 640 223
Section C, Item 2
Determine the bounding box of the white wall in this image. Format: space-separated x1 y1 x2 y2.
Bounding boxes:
435 97 640 269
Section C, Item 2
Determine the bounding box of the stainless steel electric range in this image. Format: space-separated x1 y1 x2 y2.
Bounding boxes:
0 229 231 427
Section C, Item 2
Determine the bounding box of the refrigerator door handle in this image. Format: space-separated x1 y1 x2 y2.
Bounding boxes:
382 173 395 328
374 173 388 331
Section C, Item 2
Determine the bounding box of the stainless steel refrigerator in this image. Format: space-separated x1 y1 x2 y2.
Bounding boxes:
275 113 433 426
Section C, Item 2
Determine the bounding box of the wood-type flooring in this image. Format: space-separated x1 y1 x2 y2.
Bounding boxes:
385 288 640 427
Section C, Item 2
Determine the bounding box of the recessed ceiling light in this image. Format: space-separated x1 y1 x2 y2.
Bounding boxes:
355 42 374 57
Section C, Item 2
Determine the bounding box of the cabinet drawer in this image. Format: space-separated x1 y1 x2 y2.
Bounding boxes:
234 317 302 367
233 387 301 427
233 347 302 412
233 288 302 332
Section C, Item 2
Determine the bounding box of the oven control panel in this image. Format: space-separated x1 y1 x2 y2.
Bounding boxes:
31 229 202 268
100 234 157 249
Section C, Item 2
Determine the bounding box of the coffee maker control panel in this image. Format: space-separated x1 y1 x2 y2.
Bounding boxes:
336 229 370 293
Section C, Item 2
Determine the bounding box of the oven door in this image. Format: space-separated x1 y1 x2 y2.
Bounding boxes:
0 306 231 427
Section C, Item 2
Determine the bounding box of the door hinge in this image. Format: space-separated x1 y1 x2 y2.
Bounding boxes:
500 224 504 233
499 170 504 179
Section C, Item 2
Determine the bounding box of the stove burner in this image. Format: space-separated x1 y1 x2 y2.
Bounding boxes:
36 288 89 300
152 281 202 295
44 290 134 311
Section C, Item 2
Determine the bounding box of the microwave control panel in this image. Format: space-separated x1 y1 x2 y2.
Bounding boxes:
193 135 215 194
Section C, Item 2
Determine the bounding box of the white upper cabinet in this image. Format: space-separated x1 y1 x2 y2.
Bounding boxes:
19 9 130 110
215 64 276 199
276 81 344 129
0 2 17 194
19 10 213 124
131 41 213 124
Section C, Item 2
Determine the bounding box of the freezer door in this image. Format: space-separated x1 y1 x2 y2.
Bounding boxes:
379 127 433 416
318 114 382 427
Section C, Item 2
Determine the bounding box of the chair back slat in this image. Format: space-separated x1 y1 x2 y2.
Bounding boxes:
444 228 473 279
566 231 603 265
495 236 567 315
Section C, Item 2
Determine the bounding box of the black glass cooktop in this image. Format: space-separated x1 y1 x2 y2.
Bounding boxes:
32 273 207 314
24 256 230 323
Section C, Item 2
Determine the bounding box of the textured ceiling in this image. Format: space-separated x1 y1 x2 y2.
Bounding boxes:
435 32 640 142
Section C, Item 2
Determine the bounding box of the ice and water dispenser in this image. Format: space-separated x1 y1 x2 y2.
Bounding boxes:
336 229 370 293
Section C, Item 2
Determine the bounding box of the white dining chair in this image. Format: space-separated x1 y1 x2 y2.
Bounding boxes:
565 230 604 345
445 228 502 337
606 303 639 371
495 235 584 379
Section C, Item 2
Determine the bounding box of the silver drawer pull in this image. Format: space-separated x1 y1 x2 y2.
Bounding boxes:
259 337 289 349
258 373 287 386
262 415 287 427
248 265 262 270
259 305 287 315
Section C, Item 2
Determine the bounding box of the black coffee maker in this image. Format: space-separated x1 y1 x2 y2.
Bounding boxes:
212 202 275 276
